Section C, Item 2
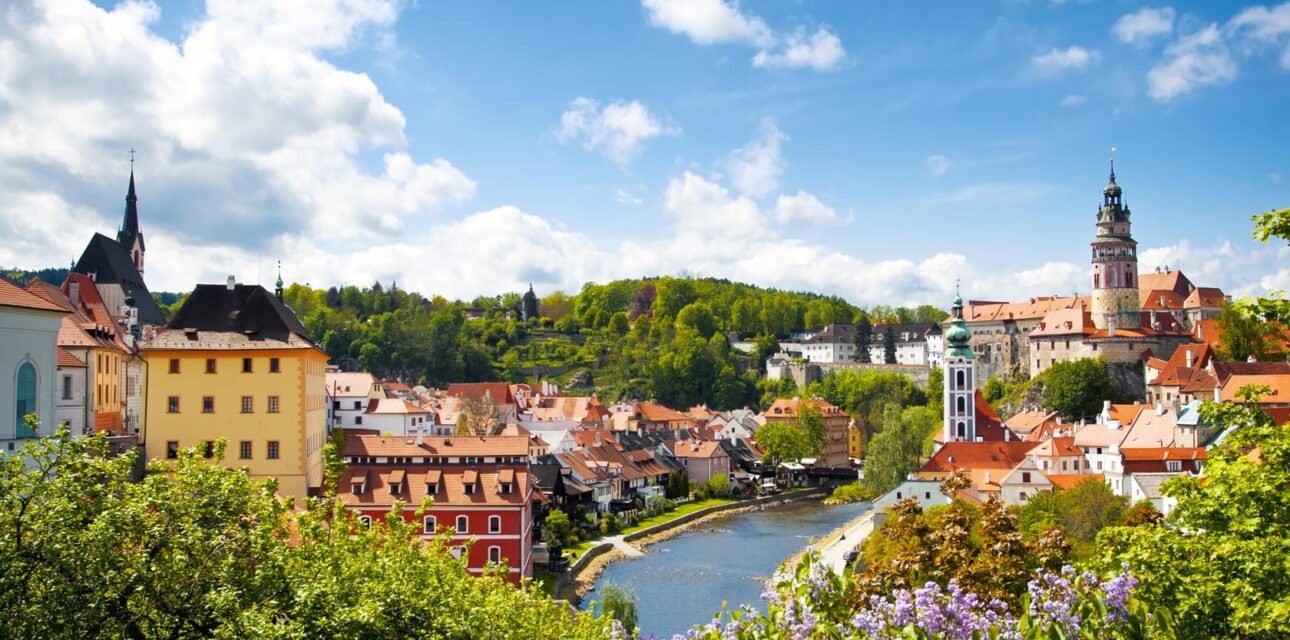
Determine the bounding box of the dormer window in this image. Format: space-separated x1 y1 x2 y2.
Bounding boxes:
498 468 515 495
425 470 442 496
388 469 405 496
463 469 479 495
350 471 368 495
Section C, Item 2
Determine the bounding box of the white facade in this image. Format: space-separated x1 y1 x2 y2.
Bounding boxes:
54 361 87 434
804 341 856 363
998 459 1054 505
327 372 385 429
874 478 951 511
0 304 65 446
926 333 944 369
944 356 976 442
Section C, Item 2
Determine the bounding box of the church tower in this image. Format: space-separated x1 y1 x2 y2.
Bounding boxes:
116 170 146 279
943 286 976 442
1090 160 1140 331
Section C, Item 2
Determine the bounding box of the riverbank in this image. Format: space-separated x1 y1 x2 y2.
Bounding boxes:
556 488 831 603
775 502 874 577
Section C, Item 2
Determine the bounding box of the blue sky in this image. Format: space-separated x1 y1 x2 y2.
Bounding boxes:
2 0 1287 305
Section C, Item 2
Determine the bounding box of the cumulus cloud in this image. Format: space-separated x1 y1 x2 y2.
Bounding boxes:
926 154 951 177
557 97 676 164
640 0 772 46
1112 7 1176 44
724 118 787 198
1147 25 1237 100
0 0 474 262
1031 46 1098 74
751 26 847 71
641 0 845 71
1058 94 1087 107
1229 2 1290 70
772 190 839 225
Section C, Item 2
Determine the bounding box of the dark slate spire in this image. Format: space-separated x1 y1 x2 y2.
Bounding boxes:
275 261 284 300
117 169 143 250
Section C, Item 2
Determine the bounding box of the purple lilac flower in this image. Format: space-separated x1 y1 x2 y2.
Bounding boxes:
1101 562 1139 624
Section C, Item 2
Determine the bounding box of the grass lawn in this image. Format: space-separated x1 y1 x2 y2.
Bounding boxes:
531 570 559 597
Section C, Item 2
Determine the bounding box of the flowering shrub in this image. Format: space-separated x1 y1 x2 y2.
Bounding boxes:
669 551 1169 639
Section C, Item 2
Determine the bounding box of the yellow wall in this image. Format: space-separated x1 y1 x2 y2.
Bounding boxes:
92 348 123 415
142 347 328 501
848 422 863 460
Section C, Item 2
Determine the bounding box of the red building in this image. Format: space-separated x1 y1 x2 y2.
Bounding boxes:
339 434 535 584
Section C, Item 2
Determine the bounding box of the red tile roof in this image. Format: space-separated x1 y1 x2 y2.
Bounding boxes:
635 401 692 423
445 383 515 405
1048 473 1103 490
338 465 529 508
364 398 430 414
964 296 1086 323
344 434 529 458
1136 270 1192 297
670 440 727 458
57 348 86 368
1139 289 1185 310
920 441 1038 473
762 397 848 419
1183 287 1225 309
1120 447 1208 461
0 277 67 313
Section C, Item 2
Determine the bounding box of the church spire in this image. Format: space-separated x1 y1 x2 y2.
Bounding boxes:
117 153 146 277
274 261 284 300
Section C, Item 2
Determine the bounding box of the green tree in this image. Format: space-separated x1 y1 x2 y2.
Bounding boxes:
861 404 936 494
606 311 630 337
1214 301 1282 361
882 325 897 364
755 422 813 463
0 425 612 639
538 289 575 320
730 297 762 336
521 285 539 321
654 278 697 319
795 401 826 454
542 509 576 551
676 301 717 338
594 583 638 635
1015 476 1135 561
854 313 873 363
1041 357 1117 420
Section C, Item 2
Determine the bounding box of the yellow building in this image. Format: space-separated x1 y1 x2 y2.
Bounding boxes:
141 279 327 500
847 419 863 460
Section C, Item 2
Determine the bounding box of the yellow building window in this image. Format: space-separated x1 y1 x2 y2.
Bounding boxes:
239 441 252 460
167 396 180 413
206 359 216 373
267 441 280 459
269 358 280 373
169 359 180 374
242 358 253 373
241 396 253 414
166 441 179 459
202 396 214 413
268 396 280 413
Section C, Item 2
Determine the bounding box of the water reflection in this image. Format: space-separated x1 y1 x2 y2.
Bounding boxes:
583 500 869 638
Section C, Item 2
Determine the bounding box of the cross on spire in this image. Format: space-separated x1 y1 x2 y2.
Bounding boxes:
129 147 135 166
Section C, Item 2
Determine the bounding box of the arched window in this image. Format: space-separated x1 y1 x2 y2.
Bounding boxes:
955 369 965 388
956 422 966 438
456 515 469 533
357 515 372 530
1093 272 1100 288
956 396 966 414
488 515 501 533
488 546 502 564
15 362 37 438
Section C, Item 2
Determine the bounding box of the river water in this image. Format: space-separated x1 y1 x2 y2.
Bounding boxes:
582 499 871 638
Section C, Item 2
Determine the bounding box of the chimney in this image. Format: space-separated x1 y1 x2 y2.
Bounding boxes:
415 423 424 446
69 280 80 306
226 275 236 290
1185 349 1194 368
1156 403 1166 416
984 470 991 484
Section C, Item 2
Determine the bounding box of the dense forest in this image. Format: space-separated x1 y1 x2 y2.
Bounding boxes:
277 276 946 409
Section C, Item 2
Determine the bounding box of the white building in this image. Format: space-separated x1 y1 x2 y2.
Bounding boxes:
0 279 68 446
865 322 939 366
54 349 87 434
360 398 433 436
801 324 857 363
873 478 951 511
326 371 385 429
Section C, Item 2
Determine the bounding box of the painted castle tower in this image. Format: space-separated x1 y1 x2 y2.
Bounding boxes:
1090 161 1140 332
943 287 976 442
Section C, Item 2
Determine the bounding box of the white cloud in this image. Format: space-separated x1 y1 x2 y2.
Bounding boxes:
640 0 771 46
1058 94 1087 107
1031 46 1098 74
773 190 839 225
1112 7 1176 44
724 118 787 198
615 188 644 205
1147 25 1237 100
926 154 951 177
0 0 474 269
751 26 847 71
663 171 764 237
557 97 676 164
1230 2 1290 70
641 0 845 72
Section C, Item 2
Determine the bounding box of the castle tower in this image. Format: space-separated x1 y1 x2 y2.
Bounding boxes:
117 169 146 278
943 286 976 442
1090 160 1140 331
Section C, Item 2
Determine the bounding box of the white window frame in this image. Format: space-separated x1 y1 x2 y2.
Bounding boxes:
357 515 372 530
488 546 502 564
488 515 501 533
423 515 436 534
456 515 468 533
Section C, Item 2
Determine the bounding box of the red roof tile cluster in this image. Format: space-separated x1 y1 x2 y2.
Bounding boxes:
1048 473 1103 490
344 434 529 458
1119 447 1207 461
963 296 1086 323
338 465 529 508
920 441 1039 474
0 277 67 313
762 397 848 420
444 383 515 405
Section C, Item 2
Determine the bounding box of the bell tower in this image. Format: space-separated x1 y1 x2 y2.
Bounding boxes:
1090 158 1140 331
943 285 976 443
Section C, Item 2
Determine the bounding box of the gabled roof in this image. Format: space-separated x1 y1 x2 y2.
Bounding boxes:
327 371 381 397
1030 436 1081 458
635 400 691 423
1048 473 1102 490
365 398 429 415
919 440 1039 474
338 465 529 509
344 434 529 458
1183 287 1225 309
670 439 727 459
147 283 314 351
0 277 67 314
445 383 515 405
72 233 163 325
1120 447 1207 461
1003 409 1058 437
1136 269 1193 297
1218 372 1290 404
963 296 1086 323
57 348 86 368
803 323 855 344
1139 289 1185 311
762 397 848 419
1030 308 1096 337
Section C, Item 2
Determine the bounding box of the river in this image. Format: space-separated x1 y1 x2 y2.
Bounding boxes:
582 499 871 638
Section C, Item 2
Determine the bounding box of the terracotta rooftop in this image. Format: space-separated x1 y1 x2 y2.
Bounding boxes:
337 465 529 509
1183 287 1225 309
0 277 68 313
963 296 1086 323
920 441 1039 474
1048 473 1103 490
365 398 430 414
1136 269 1192 297
57 348 86 368
635 400 692 423
762 397 848 419
1120 447 1207 461
1139 289 1185 310
671 440 727 458
1219 373 1290 404
445 383 515 405
327 371 381 397
344 434 529 458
